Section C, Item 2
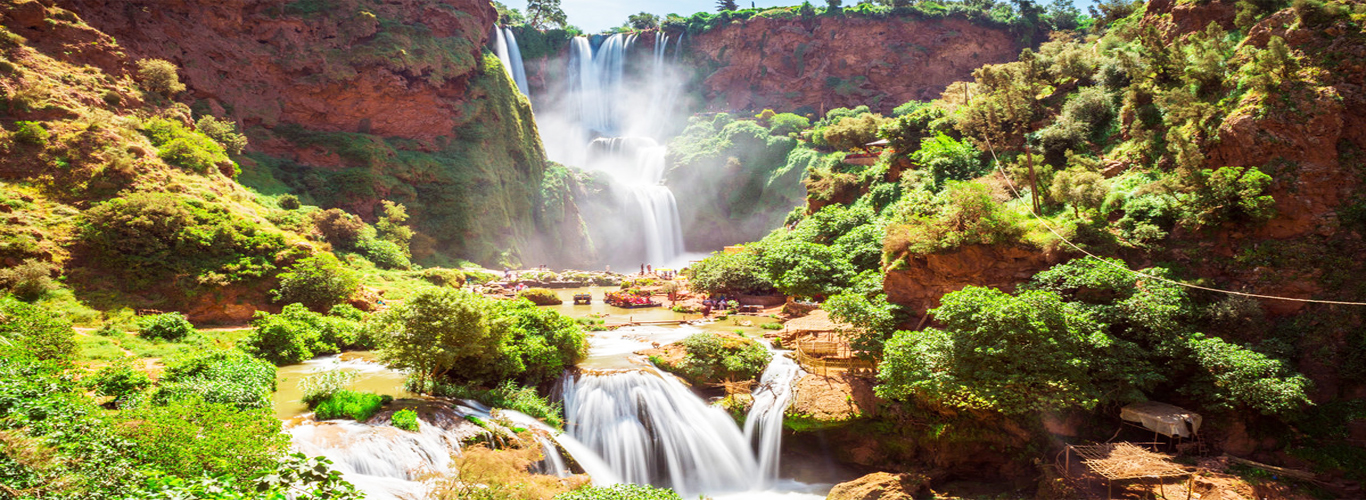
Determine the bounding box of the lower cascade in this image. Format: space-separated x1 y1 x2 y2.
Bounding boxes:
561 362 799 497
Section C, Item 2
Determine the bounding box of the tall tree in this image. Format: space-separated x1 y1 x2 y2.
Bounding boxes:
717 0 740 12
526 0 567 29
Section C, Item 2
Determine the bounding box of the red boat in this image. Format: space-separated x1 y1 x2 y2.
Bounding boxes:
605 291 661 308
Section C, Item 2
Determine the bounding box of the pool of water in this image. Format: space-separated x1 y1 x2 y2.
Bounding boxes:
272 352 411 420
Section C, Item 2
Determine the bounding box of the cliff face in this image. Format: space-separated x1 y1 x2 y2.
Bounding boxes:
687 15 1022 114
57 0 591 267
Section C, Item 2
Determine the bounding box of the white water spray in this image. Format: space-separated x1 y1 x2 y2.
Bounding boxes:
492 26 529 98
744 352 805 485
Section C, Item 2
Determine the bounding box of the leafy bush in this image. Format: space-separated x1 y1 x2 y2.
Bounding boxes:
1180 166 1275 229
141 117 234 175
83 359 152 404
114 398 287 480
313 209 366 250
760 322 782 330
554 484 683 500
518 287 562 305
357 237 411 270
138 312 196 341
768 113 811 135
374 288 586 388
0 294 76 363
821 113 888 152
272 253 360 312
885 181 1023 257
672 333 772 383
136 59 186 96
154 347 278 409
195 115 248 155
245 302 366 365
298 369 357 408
313 390 384 421
80 192 286 288
391 408 419 431
1183 333 1310 415
0 259 57 300
914 133 984 187
422 268 466 287
686 250 776 296
759 238 855 298
277 194 302 210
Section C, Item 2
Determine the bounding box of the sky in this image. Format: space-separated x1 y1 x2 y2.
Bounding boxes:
499 0 1099 33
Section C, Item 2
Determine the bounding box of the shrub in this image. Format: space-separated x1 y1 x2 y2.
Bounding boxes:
113 398 287 480
194 115 248 155
277 194 302 210
313 390 385 421
554 484 683 500
0 294 76 363
140 117 233 175
273 254 360 312
138 312 196 341
517 287 562 305
768 113 811 135
313 209 366 250
357 237 411 270
914 133 983 187
391 408 419 431
0 259 57 300
12 121 47 147
1180 166 1275 229
760 322 782 330
822 113 888 152
885 181 1023 257
80 192 286 287
758 239 854 298
421 268 466 287
245 302 366 365
83 359 152 403
153 347 278 409
298 369 357 408
673 333 772 383
136 59 186 97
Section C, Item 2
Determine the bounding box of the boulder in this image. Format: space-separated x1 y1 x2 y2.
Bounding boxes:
826 472 931 500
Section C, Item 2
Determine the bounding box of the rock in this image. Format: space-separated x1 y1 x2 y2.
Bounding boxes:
687 16 1021 114
826 472 931 500
790 372 878 423
883 244 1063 315
4 0 48 30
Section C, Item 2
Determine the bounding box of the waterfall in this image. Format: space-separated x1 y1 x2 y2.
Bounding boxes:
561 368 761 496
492 26 529 98
743 352 805 485
504 27 529 98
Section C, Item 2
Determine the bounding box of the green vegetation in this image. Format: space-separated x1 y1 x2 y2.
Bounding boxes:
244 303 368 365
313 390 385 421
658 333 772 384
421 380 565 429
141 116 236 176
374 287 587 389
554 484 683 500
153 347 278 410
135 59 185 97
391 408 419 431
518 287 563 305
271 254 361 311
137 312 196 341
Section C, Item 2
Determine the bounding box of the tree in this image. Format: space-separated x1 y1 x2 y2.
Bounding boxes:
822 113 888 153
758 239 854 298
272 253 360 311
1180 166 1275 229
136 59 186 97
374 287 504 388
688 250 776 296
313 208 366 250
0 294 76 363
1050 164 1109 217
826 0 844 10
914 133 983 187
717 0 740 11
527 0 568 29
627 12 659 30
493 1 527 25
876 287 1116 414
195 116 248 155
375 201 414 257
824 271 903 357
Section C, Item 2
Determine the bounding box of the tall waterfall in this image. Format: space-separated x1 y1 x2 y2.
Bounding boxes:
492 26 529 98
555 33 686 267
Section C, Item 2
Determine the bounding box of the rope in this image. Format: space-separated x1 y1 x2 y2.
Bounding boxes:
974 137 1366 306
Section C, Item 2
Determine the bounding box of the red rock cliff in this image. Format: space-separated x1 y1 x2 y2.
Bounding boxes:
57 0 496 142
688 15 1022 114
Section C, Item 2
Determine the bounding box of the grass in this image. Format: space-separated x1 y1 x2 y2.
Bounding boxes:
313 390 385 421
391 409 419 431
75 334 126 361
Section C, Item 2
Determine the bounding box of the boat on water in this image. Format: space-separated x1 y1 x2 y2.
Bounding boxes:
605 291 661 308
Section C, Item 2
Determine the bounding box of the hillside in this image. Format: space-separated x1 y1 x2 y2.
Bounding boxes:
55 0 592 267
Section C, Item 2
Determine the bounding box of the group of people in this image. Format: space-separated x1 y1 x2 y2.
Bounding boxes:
637 264 678 280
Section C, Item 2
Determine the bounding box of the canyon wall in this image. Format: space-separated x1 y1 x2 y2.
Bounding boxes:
58 0 592 267
686 15 1022 115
